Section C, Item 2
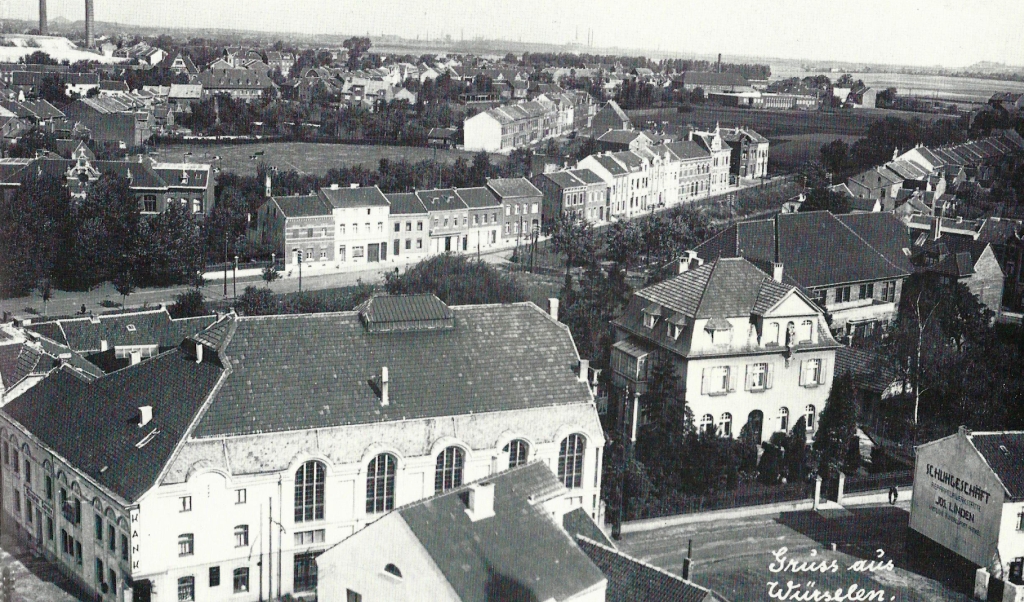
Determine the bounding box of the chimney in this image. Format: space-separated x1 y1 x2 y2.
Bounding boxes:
130 350 141 365
350 183 359 188
138 406 153 427
678 250 700 273
39 0 47 35
931 217 942 241
381 366 389 406
465 482 495 522
547 298 559 321
330 183 339 190
772 262 784 283
100 339 108 351
195 343 204 364
84 0 94 48
578 359 589 383
959 425 972 439
717 53 721 73
265 173 272 198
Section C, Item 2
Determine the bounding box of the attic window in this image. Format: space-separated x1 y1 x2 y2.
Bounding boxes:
383 564 402 578
642 303 661 329
126 324 136 332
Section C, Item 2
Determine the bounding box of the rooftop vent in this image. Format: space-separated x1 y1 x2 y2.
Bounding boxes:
465 482 495 522
381 366 389 406
138 405 153 427
330 183 339 190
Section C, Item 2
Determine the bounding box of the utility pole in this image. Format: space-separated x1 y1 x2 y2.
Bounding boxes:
613 388 640 540
223 233 228 297
298 254 303 292
233 255 238 299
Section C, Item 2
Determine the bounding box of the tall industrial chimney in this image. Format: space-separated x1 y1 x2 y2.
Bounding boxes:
38 0 47 35
85 0 94 48
717 53 722 73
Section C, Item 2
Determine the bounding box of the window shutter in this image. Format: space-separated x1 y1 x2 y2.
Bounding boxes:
744 365 752 391
766 363 775 389
818 358 829 385
727 366 739 392
701 368 708 395
798 360 806 386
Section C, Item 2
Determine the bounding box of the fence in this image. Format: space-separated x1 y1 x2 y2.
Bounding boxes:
841 470 914 496
204 258 283 274
626 480 812 520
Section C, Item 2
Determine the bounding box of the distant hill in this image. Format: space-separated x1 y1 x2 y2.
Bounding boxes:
964 61 1024 75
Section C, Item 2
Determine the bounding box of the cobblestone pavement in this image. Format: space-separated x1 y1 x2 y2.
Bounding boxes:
0 532 89 602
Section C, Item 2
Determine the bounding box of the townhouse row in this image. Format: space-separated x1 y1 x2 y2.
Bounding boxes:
251 178 544 269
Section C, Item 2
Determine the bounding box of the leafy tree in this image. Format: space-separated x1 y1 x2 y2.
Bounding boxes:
112 266 137 308
38 73 69 106
604 219 643 271
383 254 527 306
786 417 808 481
236 286 277 316
820 139 849 176
22 50 58 65
469 151 492 186
813 372 859 476
799 187 851 214
169 289 208 318
37 277 52 316
546 212 598 291
559 264 625 366
137 202 204 287
262 265 281 286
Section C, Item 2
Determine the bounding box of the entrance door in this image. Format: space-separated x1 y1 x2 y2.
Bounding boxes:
380 242 386 260
368 243 380 263
445 237 452 252
393 239 400 257
462 236 468 251
746 410 764 443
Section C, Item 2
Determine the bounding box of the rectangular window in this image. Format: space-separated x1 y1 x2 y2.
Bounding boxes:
236 489 246 504
307 228 313 238
394 222 400 232
2 441 6 464
179 533 194 556
378 222 383 232
109 569 117 595
24 460 30 484
352 223 358 233
75 541 82 565
405 239 411 250
338 245 346 261
748 363 768 390
46 517 54 541
15 489 22 512
121 534 128 561
12 450 18 473
95 514 103 540
859 283 874 300
353 246 364 258
406 221 412 231
178 576 195 602
339 224 346 234
801 359 825 387
474 214 479 225
295 552 323 592
417 221 423 231
294 529 326 546
180 496 191 512
108 525 115 552
233 568 249 593
347 589 363 602
234 525 249 547
96 558 104 585
702 366 734 395
416 239 423 249
45 475 52 500
209 566 220 587
836 286 851 303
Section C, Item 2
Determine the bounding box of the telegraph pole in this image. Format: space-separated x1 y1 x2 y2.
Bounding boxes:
613 388 640 540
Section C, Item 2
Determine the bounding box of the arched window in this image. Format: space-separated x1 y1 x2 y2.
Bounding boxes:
699 414 714 435
720 413 733 438
384 563 402 578
805 405 816 430
503 439 529 469
366 453 396 514
434 447 464 494
558 434 586 489
294 461 325 523
779 407 790 432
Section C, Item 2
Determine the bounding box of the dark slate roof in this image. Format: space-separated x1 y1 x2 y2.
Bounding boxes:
836 212 916 274
576 536 722 602
317 185 390 208
24 321 66 345
384 192 427 215
0 343 29 388
834 346 899 396
355 294 454 331
486 177 542 199
416 188 467 211
664 141 711 161
681 71 749 87
970 432 1024 500
590 154 628 176
538 170 585 189
696 212 911 289
569 168 605 185
399 462 606 602
27 309 215 353
636 258 793 319
454 187 500 208
273 195 332 218
913 236 990 278
2 351 224 502
978 217 1024 245
563 507 614 548
192 301 592 438
596 129 645 144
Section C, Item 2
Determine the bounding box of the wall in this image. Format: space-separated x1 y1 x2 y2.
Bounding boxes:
334 205 390 265
968 246 1005 313
285 216 336 266
464 113 502 152
910 431 1004 570
388 213 430 260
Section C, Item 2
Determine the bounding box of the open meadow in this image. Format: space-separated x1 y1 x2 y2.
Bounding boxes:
770 133 863 172
149 142 503 176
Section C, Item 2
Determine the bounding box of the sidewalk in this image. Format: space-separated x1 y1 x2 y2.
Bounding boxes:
619 486 913 534
0 532 88 602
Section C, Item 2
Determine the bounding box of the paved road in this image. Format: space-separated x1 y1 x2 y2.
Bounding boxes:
0 532 88 602
617 501 970 602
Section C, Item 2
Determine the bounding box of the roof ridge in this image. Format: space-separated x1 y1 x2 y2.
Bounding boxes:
691 258 719 317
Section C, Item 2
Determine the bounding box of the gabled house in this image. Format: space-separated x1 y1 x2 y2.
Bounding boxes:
696 211 914 339
590 100 631 131
846 166 904 204
594 129 652 153
610 256 840 442
156 52 199 77
911 221 1005 313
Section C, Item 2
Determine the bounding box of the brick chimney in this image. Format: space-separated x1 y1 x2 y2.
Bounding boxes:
39 0 47 35
84 0 94 47
465 482 495 522
548 298 559 321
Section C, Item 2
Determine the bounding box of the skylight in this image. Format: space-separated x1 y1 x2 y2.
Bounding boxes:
126 324 136 332
135 429 160 449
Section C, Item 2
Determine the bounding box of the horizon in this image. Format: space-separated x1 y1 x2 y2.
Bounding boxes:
7 0 1023 70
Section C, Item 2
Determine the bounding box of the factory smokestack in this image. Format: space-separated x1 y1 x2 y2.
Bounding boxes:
38 0 47 35
85 0 94 47
717 53 722 73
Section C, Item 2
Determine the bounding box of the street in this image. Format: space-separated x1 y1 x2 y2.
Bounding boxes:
617 502 970 602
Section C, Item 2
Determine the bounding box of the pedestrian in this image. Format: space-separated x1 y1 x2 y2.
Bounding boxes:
81 304 87 315
892 487 899 505
888 486 896 505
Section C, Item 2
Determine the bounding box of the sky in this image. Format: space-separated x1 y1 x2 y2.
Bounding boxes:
10 0 1024 69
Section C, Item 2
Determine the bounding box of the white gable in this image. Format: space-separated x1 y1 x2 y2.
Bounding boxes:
763 290 819 318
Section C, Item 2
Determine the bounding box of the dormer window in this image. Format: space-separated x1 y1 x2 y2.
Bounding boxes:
666 315 686 340
667 323 681 339
642 303 661 329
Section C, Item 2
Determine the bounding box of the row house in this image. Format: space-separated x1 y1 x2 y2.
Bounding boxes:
11 71 99 98
663 140 716 203
697 211 914 340
590 100 632 131
455 186 505 254
322 184 392 265
690 127 732 194
577 151 650 220
463 100 559 152
253 194 336 268
384 193 431 261
197 68 276 102
0 294 604 602
416 188 470 254
62 96 156 148
532 168 608 225
720 127 769 180
486 178 544 241
610 256 839 443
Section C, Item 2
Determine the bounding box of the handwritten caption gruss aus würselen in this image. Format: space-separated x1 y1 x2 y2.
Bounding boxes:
766 547 895 601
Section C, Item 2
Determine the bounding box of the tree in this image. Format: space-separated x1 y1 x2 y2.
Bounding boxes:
112 266 136 308
799 187 851 214
469 151 492 186
236 286 277 316
38 73 69 106
22 50 58 65
38 277 52 316
169 288 208 319
786 417 808 481
604 219 643 271
820 139 849 176
383 254 527 306
262 265 281 286
546 212 598 291
813 372 859 476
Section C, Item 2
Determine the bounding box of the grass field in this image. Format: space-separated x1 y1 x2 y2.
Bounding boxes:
770 133 863 171
150 142 503 176
629 105 958 138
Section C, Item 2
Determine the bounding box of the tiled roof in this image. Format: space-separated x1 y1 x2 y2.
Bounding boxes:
454 186 500 208
486 177 542 199
384 192 427 215
563 507 614 548
681 72 749 87
970 432 1024 500
197 68 275 90
569 168 605 185
273 195 332 218
663 141 709 161
416 188 467 211
26 309 216 353
576 536 723 602
596 129 645 144
591 154 628 175
697 212 911 288
836 212 916 274
538 170 585 189
192 302 592 437
317 185 390 208
834 346 898 395
635 258 793 319
399 462 606 602
978 217 1024 245
2 351 224 502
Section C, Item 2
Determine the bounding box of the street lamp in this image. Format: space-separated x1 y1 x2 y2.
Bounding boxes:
297 253 302 293
233 255 238 299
